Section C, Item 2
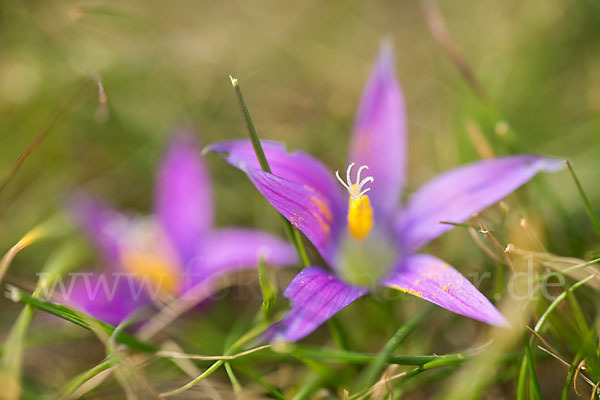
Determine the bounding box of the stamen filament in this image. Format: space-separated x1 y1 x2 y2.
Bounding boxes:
346 162 355 188
337 163 375 199
355 165 369 185
336 170 350 190
358 176 374 189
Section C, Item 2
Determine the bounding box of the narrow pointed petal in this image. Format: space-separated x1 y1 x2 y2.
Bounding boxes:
268 266 367 342
349 44 407 219
155 134 213 263
64 272 151 325
399 156 564 252
206 140 346 266
205 139 346 222
250 168 341 265
381 254 507 326
69 193 128 267
183 228 298 290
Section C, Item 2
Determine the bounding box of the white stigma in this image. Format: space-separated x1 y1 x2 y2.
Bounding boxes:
335 162 374 200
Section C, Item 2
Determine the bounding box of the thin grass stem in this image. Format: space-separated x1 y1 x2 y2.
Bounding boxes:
359 307 431 389
566 160 600 239
229 75 310 268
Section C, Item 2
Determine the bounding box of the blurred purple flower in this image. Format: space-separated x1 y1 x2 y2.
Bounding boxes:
65 134 298 325
206 45 564 341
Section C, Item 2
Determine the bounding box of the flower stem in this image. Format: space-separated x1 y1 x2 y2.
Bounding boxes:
257 257 276 320
229 75 310 268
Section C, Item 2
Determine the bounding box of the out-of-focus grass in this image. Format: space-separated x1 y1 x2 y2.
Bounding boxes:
0 0 599 398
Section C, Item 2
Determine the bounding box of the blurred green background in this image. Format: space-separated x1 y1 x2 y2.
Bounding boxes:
1 0 599 397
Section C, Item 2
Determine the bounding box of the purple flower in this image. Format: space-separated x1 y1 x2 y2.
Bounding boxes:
65 134 298 325
206 45 564 341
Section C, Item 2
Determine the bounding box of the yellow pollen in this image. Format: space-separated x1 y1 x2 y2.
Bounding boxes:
393 286 423 297
121 251 180 295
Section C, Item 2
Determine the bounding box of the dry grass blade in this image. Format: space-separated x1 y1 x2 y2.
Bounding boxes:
360 369 408 400
0 224 49 286
467 225 503 263
507 246 600 290
475 216 515 271
156 345 271 361
66 368 115 400
419 0 488 101
536 346 595 388
526 328 559 359
575 359 587 396
519 217 548 253
160 341 223 400
466 120 495 159
0 77 106 198
591 381 600 400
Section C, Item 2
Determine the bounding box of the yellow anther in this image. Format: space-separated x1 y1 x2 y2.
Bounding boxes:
121 251 180 295
348 192 373 240
336 163 375 240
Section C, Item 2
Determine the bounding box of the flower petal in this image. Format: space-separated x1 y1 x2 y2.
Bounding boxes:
268 266 367 342
381 254 507 326
205 139 346 221
69 193 129 267
64 272 151 325
155 134 213 263
182 228 298 290
399 156 564 252
206 140 346 266
348 44 407 220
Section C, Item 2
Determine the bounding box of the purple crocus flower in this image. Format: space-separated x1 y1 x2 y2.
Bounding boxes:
65 134 298 325
206 46 564 341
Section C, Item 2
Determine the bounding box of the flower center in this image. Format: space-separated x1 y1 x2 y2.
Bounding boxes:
337 231 396 287
109 217 181 296
336 163 374 240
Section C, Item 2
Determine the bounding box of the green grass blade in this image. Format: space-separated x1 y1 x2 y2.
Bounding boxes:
224 362 246 400
291 373 323 400
229 75 310 268
234 363 288 400
257 257 277 320
0 241 85 400
566 160 600 239
327 315 352 351
518 273 596 400
59 357 116 399
523 332 542 400
159 321 268 397
358 307 430 389
517 357 528 400
561 352 583 400
5 286 156 353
